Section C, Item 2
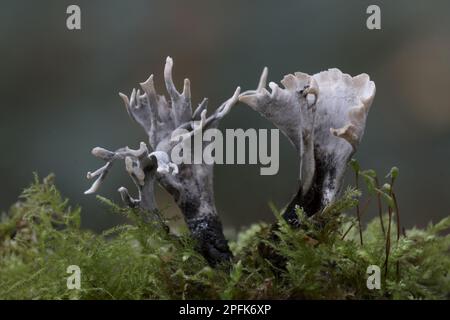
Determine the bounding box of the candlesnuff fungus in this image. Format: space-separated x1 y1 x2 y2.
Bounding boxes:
86 57 240 266
85 58 375 265
240 67 375 225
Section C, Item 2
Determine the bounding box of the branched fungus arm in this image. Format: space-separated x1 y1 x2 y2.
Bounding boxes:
85 142 177 212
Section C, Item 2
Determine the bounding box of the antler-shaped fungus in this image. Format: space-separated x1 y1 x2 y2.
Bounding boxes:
88 57 240 266
240 67 375 225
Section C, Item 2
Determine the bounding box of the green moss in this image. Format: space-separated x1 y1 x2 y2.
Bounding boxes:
0 173 449 300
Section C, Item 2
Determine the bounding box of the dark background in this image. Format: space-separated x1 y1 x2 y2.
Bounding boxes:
1 0 449 232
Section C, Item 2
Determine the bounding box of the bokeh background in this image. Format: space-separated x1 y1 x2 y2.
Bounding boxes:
1 0 449 232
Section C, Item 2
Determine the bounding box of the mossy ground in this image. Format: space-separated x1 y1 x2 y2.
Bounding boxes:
0 174 449 300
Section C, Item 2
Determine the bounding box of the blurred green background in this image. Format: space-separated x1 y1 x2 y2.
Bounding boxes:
1 0 449 232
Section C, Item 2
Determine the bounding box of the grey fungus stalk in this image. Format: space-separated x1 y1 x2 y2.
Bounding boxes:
86 57 240 266
240 67 375 225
